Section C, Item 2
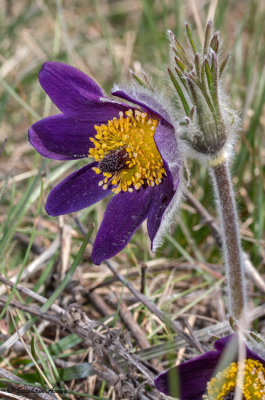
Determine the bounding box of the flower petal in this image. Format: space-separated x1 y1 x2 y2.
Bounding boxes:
29 114 97 160
45 162 111 216
214 335 233 352
39 62 132 121
154 121 181 190
111 86 172 124
91 187 154 264
214 334 265 365
154 350 221 400
147 177 175 250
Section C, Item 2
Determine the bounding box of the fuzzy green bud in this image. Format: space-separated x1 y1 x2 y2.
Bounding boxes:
168 21 238 158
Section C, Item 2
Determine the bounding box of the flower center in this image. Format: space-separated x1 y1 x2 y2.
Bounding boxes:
89 109 166 194
203 359 265 400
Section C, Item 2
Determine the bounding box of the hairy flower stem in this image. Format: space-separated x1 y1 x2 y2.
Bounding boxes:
211 161 246 323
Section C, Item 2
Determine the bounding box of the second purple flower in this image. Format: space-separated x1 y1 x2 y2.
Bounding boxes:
154 334 265 399
29 62 182 264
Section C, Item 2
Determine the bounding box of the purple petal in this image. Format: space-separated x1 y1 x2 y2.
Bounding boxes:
91 187 154 264
46 162 111 216
28 114 97 160
213 335 232 351
147 177 175 250
111 87 173 124
246 347 265 364
214 334 265 365
154 121 180 190
154 350 221 400
39 62 133 121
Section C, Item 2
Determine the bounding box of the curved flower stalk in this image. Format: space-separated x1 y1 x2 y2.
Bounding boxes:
167 22 246 322
154 334 265 399
29 62 183 265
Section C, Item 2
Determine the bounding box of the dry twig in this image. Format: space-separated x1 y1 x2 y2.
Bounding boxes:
103 259 203 352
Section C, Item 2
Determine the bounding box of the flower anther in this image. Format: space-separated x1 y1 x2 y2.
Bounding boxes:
204 359 265 400
89 109 166 194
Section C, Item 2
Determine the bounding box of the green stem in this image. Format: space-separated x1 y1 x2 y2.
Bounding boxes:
211 161 246 322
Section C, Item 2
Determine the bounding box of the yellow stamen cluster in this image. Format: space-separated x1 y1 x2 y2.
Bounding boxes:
203 359 265 400
89 109 166 194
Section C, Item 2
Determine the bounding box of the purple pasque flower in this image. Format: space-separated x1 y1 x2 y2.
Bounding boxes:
154 334 265 400
28 62 182 265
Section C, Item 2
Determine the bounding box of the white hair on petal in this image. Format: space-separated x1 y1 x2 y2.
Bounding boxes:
152 170 186 251
111 82 177 125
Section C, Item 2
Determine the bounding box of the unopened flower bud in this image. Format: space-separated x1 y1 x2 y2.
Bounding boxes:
168 21 239 160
